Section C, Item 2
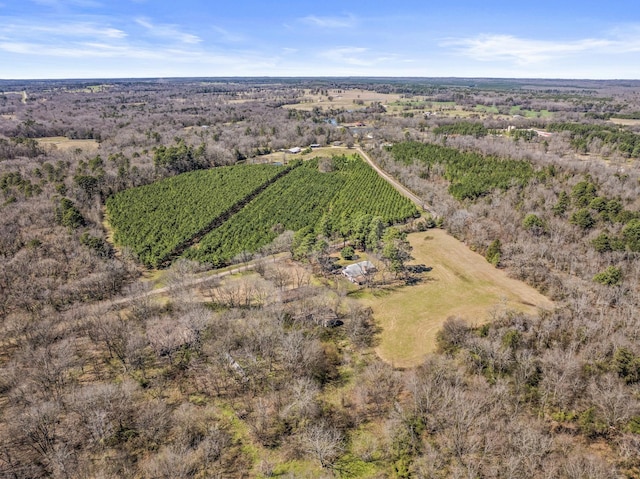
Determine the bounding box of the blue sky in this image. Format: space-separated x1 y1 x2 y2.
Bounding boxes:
1 0 640 79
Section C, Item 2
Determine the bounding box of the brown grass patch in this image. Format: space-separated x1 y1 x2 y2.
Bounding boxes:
37 136 100 152
610 118 640 126
282 88 402 111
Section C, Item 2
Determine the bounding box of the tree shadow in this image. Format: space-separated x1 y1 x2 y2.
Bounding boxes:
407 264 432 273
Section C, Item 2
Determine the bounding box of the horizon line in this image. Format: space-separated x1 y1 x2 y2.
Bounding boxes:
2 75 640 83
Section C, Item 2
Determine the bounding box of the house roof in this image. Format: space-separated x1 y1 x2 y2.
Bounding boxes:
343 260 375 278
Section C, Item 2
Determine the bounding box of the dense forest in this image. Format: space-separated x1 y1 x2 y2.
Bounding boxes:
2 78 640 478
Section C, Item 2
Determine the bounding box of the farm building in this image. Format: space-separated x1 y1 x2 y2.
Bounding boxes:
342 260 376 284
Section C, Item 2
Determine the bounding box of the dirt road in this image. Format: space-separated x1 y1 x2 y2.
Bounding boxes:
109 254 289 307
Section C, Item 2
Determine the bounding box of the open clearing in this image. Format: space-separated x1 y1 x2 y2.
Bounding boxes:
360 229 553 368
36 136 100 152
282 88 402 111
250 146 356 163
610 118 640 127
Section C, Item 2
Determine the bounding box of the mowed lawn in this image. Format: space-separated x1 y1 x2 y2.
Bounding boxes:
360 229 553 368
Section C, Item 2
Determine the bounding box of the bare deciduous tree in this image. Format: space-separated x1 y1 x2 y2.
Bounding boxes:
302 421 344 469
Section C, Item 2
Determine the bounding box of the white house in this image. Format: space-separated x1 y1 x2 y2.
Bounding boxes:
342 260 376 284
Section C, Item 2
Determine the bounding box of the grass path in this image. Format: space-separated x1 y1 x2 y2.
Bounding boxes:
360 229 553 368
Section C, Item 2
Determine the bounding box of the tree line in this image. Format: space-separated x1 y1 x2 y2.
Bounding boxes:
388 141 534 200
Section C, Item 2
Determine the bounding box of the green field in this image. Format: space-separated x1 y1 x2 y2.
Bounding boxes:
106 164 287 267
510 106 553 118
428 101 456 108
433 121 488 137
474 104 499 114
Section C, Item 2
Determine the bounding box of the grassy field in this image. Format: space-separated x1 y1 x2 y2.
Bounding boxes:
475 104 500 114
359 229 553 368
282 88 402 111
36 136 100 152
610 118 640 126
250 146 356 164
280 88 555 122
510 106 553 118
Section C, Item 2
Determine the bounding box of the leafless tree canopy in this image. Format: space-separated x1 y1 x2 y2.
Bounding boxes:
2 77 640 477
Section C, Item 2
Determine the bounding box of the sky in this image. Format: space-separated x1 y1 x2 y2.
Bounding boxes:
1 0 640 79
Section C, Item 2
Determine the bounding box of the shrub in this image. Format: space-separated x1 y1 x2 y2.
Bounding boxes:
622 219 640 252
593 266 622 286
591 232 611 253
569 209 595 229
485 239 502 266
613 347 640 384
55 197 85 229
552 191 570 216
340 246 355 260
522 213 545 234
571 180 597 208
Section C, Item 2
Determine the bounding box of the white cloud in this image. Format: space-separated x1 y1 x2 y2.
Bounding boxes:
319 46 398 68
210 26 245 43
0 20 126 40
0 34 278 73
31 0 103 7
135 18 201 44
444 32 640 65
320 47 370 65
0 40 162 59
301 14 356 29
44 23 124 38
